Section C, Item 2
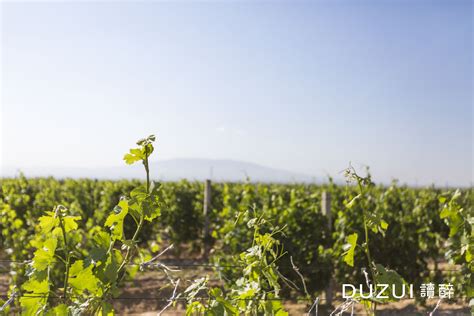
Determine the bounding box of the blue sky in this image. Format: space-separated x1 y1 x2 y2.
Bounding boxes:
1 0 472 186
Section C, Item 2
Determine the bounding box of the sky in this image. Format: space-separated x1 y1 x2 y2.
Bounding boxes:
1 0 472 186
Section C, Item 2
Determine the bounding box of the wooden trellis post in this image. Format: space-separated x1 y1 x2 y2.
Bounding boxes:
321 191 334 306
203 179 211 260
321 191 331 225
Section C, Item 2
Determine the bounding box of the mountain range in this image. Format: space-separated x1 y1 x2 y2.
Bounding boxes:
1 158 319 183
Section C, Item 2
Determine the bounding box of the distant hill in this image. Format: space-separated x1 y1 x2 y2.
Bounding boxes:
1 158 319 183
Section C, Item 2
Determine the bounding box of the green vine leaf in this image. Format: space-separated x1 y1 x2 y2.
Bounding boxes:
46 304 68 315
105 200 129 240
123 148 145 165
63 216 81 233
20 278 49 316
32 238 58 271
343 233 358 267
129 183 162 221
123 135 155 165
38 212 59 234
374 264 407 302
69 260 101 295
345 194 361 209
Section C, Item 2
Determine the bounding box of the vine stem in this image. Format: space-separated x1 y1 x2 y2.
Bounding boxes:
116 217 144 277
362 212 377 315
111 148 151 288
357 179 377 315
58 214 70 301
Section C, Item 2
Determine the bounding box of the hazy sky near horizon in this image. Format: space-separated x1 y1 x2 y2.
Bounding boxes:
1 0 472 186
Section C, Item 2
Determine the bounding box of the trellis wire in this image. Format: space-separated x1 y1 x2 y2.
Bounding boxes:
0 260 463 271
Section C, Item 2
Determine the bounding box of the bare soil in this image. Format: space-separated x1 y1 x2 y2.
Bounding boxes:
111 270 470 316
0 265 470 315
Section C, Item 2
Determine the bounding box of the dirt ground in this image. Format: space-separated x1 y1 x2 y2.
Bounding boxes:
0 269 470 315
110 270 470 316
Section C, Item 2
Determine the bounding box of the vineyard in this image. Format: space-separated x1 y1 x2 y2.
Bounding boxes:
0 136 472 315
